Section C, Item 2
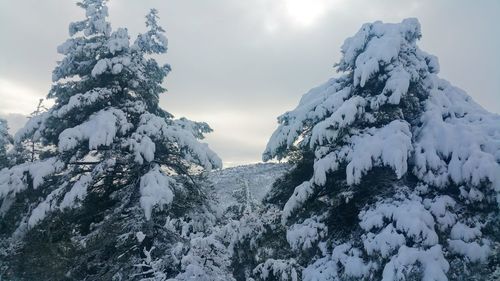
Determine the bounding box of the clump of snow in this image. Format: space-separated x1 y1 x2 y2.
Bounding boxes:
449 222 482 242
380 67 411 106
107 28 129 54
53 88 114 117
139 166 174 220
125 133 156 164
58 108 132 152
359 195 438 247
136 231 146 243
134 113 222 170
177 234 234 281
459 186 485 203
59 174 92 209
309 95 366 147
0 157 64 199
303 243 374 281
286 217 326 251
91 55 132 77
362 224 405 258
413 79 500 199
423 195 457 230
254 259 299 281
29 158 65 189
382 245 449 281
282 181 315 223
351 19 420 88
27 186 64 228
91 59 109 77
447 239 491 262
218 211 268 257
312 147 346 186
345 120 412 185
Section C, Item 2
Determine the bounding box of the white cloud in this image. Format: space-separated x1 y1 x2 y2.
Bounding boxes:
284 0 335 27
0 113 27 135
0 77 45 115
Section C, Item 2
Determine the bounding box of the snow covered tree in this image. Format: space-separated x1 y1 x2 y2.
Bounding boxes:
10 99 50 165
0 1 221 280
262 18 500 281
0 118 13 170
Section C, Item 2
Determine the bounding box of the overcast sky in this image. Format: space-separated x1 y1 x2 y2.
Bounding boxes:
1 0 499 166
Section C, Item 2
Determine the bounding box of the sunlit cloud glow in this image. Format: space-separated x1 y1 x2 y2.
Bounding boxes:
0 77 45 115
285 0 333 27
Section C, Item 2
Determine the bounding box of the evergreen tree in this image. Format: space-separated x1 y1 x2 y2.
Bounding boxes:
11 99 50 164
0 1 221 280
0 118 13 170
260 18 500 281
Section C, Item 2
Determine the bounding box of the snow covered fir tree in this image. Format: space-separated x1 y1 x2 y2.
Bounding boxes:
0 1 499 280
0 118 13 170
258 18 500 280
0 0 222 280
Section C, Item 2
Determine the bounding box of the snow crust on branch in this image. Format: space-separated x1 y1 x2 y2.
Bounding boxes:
282 120 412 222
60 174 93 209
253 259 299 281
382 245 449 281
139 166 174 220
303 243 374 281
58 108 132 152
0 157 64 200
130 113 222 170
345 120 412 185
286 217 326 251
53 88 114 117
414 79 500 195
176 234 234 281
282 181 315 222
359 194 439 247
447 239 491 262
27 186 64 228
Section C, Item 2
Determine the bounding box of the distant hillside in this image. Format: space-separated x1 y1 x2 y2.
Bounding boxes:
208 163 291 216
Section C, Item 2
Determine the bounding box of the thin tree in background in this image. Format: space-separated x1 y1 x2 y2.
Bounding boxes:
0 118 13 170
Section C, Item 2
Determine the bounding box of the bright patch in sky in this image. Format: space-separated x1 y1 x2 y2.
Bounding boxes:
0 78 45 115
285 0 334 27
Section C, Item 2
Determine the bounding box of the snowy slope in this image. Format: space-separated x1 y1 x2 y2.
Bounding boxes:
208 163 290 215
